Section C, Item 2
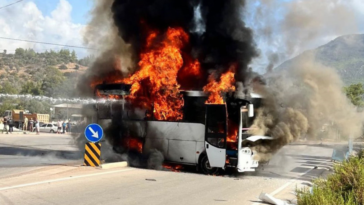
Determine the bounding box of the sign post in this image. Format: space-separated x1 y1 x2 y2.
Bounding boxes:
83 124 104 167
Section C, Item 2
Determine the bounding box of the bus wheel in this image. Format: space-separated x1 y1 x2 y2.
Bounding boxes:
200 155 219 175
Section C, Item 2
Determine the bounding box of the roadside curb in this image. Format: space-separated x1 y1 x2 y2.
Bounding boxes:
0 132 36 135
100 162 128 169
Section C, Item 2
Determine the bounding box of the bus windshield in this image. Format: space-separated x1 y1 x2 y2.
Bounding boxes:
94 83 132 98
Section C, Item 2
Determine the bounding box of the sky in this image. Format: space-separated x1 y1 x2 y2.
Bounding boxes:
32 0 92 24
0 0 92 58
0 0 363 72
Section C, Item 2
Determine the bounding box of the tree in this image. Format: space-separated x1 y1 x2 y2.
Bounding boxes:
59 49 71 63
0 81 18 94
78 56 93 66
71 50 77 62
0 98 18 115
59 64 68 70
20 81 43 95
41 67 65 97
47 57 58 66
15 48 25 57
25 49 36 59
57 74 78 98
17 99 51 114
344 83 364 106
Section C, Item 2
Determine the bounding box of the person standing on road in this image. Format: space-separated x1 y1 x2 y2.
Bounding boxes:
0 117 3 133
29 118 34 132
67 120 71 133
8 118 13 134
35 119 40 135
2 116 7 134
62 121 67 134
57 120 61 134
23 117 28 134
3 116 8 134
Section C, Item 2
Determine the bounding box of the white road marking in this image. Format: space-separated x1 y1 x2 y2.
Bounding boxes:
270 168 313 196
252 168 314 205
0 168 134 191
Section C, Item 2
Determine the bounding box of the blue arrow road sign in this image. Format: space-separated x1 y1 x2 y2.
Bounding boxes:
84 124 104 143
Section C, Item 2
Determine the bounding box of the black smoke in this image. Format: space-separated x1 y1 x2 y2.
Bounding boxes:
111 0 258 86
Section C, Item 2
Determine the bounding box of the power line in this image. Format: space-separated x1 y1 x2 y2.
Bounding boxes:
0 0 23 10
0 36 95 50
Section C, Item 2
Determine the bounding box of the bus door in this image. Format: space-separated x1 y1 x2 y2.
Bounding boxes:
205 105 227 168
237 104 257 172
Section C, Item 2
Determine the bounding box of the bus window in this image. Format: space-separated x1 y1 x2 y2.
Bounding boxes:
205 137 225 148
205 105 227 149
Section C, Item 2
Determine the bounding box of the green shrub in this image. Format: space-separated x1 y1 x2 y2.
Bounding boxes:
59 64 68 70
297 153 364 205
357 150 364 159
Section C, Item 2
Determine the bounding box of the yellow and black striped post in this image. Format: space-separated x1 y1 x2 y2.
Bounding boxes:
84 142 101 167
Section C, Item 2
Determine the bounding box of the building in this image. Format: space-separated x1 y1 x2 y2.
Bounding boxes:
53 104 82 120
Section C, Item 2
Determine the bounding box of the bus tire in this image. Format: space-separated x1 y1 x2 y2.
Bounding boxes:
199 154 219 175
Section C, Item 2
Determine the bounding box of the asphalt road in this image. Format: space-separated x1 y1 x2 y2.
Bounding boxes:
0 132 82 178
0 133 337 205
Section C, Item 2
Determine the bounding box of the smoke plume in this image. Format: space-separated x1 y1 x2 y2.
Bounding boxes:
78 0 258 96
77 0 134 97
243 0 363 161
147 149 165 170
250 55 364 161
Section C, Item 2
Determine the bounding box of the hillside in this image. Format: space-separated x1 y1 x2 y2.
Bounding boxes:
0 48 91 98
276 34 364 85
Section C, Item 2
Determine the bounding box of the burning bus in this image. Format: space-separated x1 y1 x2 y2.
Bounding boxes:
86 83 272 175
80 16 273 174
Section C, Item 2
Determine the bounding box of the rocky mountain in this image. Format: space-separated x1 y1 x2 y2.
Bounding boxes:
276 34 364 85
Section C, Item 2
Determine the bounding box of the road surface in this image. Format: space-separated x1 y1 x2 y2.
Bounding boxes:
0 133 336 205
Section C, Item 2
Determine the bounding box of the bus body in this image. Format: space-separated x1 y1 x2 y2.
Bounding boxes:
90 84 272 174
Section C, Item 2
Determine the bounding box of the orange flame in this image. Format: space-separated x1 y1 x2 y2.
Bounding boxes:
163 163 183 172
227 128 238 143
203 66 236 104
121 27 191 121
95 89 123 100
177 57 204 90
91 69 125 90
227 120 238 150
91 26 238 120
123 137 143 153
